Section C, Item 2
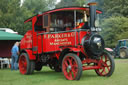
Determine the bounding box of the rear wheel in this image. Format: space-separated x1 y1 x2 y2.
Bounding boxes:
62 53 82 80
30 61 35 74
95 52 115 77
119 48 128 58
19 53 35 75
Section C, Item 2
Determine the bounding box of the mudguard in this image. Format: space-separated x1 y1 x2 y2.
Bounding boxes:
60 47 80 52
21 49 36 60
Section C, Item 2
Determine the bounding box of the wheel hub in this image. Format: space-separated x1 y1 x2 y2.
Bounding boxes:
67 65 71 70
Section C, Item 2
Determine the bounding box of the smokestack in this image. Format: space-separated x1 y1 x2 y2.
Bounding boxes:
88 2 97 29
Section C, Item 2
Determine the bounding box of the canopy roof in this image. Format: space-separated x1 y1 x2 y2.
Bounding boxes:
24 7 102 23
0 31 23 40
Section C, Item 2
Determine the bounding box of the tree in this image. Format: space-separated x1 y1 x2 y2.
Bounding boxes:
56 0 87 8
95 0 128 48
23 0 56 14
0 0 32 34
0 0 57 35
101 16 128 47
97 0 128 18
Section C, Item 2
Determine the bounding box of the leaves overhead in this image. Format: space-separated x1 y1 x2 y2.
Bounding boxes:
56 0 87 8
0 0 56 35
101 16 128 47
97 0 128 47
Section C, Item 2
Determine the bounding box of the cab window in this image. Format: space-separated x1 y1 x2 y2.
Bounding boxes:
50 11 74 32
49 10 89 32
35 16 46 31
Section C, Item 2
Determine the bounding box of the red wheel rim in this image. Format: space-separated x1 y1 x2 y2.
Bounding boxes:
19 55 27 74
62 56 78 80
97 54 111 76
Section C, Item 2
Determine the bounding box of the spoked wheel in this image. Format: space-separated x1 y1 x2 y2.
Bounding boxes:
62 53 82 80
95 52 115 76
19 53 35 75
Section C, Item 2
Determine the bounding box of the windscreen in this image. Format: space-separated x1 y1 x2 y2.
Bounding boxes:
50 10 89 32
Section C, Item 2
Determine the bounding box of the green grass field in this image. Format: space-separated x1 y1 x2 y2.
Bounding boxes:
0 59 128 85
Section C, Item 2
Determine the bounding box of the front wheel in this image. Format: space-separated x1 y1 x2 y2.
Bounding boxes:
95 52 115 77
62 53 82 80
19 53 35 75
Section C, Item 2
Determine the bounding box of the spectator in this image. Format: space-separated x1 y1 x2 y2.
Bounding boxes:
11 42 20 70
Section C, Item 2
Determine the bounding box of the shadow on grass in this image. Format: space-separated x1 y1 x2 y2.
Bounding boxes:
35 70 62 76
30 69 101 81
14 67 106 81
81 72 99 80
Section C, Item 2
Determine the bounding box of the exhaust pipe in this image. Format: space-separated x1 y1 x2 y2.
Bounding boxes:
88 2 97 29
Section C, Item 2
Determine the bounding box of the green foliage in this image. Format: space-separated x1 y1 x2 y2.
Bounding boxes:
101 16 128 47
0 0 33 34
97 0 128 18
22 0 54 14
56 0 87 8
0 0 56 35
96 0 128 48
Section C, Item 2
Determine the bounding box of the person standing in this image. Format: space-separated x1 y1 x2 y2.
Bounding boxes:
11 42 20 70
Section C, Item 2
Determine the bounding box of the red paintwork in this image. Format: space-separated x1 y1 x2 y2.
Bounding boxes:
32 16 38 54
37 34 42 54
19 6 112 80
20 30 32 49
83 66 100 70
25 49 36 60
79 31 89 44
42 32 78 52
20 7 95 65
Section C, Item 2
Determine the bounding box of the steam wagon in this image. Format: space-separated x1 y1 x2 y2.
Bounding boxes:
19 3 115 80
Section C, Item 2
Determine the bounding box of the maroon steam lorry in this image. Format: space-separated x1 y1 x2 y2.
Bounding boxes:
19 3 115 80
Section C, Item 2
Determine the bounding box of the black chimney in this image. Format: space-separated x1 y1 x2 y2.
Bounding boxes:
88 3 97 29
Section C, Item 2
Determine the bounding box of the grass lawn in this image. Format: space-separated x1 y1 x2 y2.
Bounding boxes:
0 59 128 85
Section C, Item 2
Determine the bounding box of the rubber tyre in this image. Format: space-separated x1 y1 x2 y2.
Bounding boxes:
62 53 82 80
119 48 128 59
95 52 115 77
30 61 35 74
19 53 31 75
